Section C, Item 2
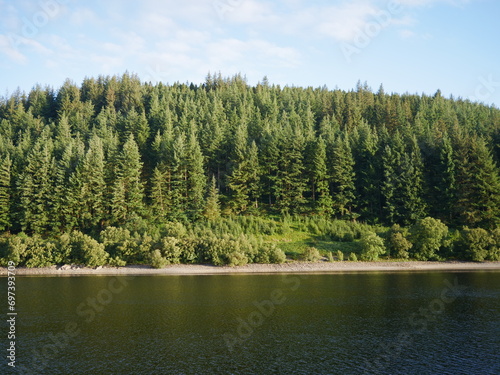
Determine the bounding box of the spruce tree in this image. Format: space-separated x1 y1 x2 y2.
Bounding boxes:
111 135 144 225
203 175 221 221
0 155 12 231
330 135 356 217
310 137 333 215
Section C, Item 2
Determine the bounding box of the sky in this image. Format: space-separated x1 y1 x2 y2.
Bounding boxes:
0 0 499 107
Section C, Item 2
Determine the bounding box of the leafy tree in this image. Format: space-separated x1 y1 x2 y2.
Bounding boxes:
410 217 448 260
385 224 412 259
360 232 386 261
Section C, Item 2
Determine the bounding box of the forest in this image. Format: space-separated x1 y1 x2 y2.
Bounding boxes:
0 72 499 268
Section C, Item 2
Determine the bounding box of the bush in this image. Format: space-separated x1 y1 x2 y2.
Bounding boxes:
268 245 287 264
348 252 358 261
458 227 492 261
158 237 182 264
327 252 334 262
150 249 168 269
227 251 248 267
386 224 412 259
336 250 344 261
302 247 321 262
360 232 386 261
410 217 448 260
66 231 108 267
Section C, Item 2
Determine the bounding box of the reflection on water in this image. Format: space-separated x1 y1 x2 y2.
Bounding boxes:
3 271 499 374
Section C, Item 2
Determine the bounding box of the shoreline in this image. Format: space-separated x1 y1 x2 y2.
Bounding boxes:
1 261 500 276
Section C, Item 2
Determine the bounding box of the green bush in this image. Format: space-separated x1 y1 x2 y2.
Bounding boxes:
149 249 168 269
458 227 492 261
410 217 448 260
158 237 182 264
66 231 108 267
348 252 358 261
336 250 344 261
327 252 334 262
302 246 321 262
385 224 412 259
360 232 386 261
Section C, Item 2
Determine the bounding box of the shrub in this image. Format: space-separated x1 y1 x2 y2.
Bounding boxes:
227 251 248 267
410 217 448 260
336 250 344 261
348 252 358 261
327 252 334 262
268 245 287 264
66 231 108 267
302 247 321 262
386 224 412 259
158 237 182 264
150 249 168 269
458 227 492 262
360 232 386 261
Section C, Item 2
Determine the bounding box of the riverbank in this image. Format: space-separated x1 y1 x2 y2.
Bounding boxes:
1 261 500 276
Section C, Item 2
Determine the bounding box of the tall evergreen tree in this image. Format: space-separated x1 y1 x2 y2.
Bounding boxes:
110 135 144 225
330 135 356 217
203 175 221 221
310 137 333 215
0 155 12 231
18 137 55 233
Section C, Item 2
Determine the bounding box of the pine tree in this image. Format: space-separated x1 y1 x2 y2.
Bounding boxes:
0 155 12 231
18 137 55 233
454 136 500 228
274 123 306 214
150 164 170 221
310 137 333 215
186 130 206 218
352 122 380 221
203 175 221 221
77 135 107 228
111 135 144 225
330 135 356 217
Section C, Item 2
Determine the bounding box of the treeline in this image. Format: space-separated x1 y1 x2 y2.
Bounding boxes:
0 72 499 265
1 215 499 268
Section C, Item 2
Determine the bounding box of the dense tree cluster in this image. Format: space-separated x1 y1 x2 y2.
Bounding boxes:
0 73 499 266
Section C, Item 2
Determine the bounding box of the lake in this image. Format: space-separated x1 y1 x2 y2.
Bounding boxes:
3 271 500 374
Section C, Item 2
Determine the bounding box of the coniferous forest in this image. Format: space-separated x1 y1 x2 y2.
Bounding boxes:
1 72 500 268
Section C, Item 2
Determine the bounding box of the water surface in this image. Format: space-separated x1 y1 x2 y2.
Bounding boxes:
4 271 500 374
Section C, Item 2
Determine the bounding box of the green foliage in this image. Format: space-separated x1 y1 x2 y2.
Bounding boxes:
410 217 448 260
336 250 344 261
386 224 412 259
457 227 492 262
66 231 108 267
360 232 386 261
302 246 321 262
1 74 500 266
348 252 358 261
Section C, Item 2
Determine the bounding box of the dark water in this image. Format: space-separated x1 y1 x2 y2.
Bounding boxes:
2 271 500 374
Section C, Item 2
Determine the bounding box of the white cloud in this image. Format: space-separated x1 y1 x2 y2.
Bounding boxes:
0 34 27 63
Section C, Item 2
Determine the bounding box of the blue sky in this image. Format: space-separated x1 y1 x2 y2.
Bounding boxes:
1 0 499 106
